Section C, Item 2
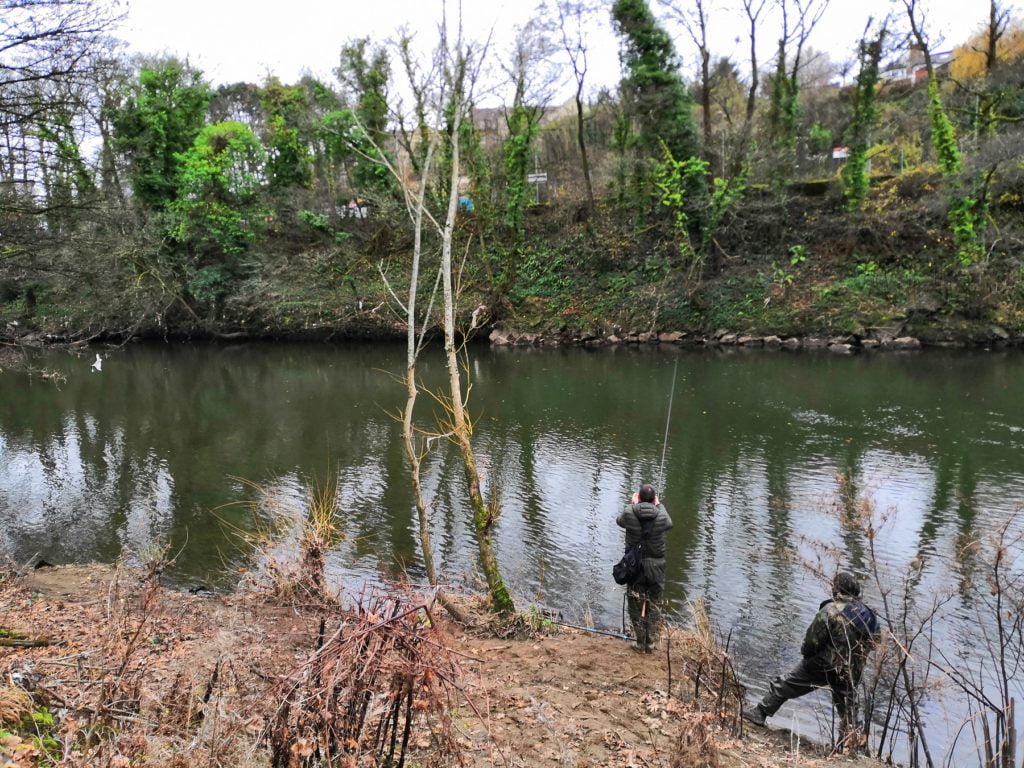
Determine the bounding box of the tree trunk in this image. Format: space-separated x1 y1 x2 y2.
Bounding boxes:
575 83 595 217
441 91 515 615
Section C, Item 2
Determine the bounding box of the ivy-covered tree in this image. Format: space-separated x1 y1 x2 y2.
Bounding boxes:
113 58 211 211
611 0 704 219
611 0 700 164
501 20 557 246
168 121 267 305
841 20 887 211
335 37 393 194
260 77 314 191
765 0 829 178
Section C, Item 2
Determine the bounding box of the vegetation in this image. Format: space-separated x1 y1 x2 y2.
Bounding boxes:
3 0 1024 632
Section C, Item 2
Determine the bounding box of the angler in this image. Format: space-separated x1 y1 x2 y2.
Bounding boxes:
616 483 673 653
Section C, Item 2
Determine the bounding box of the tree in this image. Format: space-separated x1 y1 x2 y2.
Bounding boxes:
438 14 515 616
766 0 829 176
551 0 601 215
113 58 211 211
612 0 700 164
657 0 716 174
501 19 557 248
841 18 887 211
949 5 1024 142
903 0 985 266
167 121 267 307
335 37 393 195
259 78 314 191
731 0 766 177
348 12 515 616
1 0 121 220
612 0 704 220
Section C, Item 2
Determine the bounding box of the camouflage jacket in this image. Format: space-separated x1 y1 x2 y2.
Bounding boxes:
800 598 880 678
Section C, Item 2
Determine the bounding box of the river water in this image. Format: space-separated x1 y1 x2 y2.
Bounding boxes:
1 342 1022 762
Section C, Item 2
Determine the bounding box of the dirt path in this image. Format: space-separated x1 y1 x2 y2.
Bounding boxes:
0 566 880 767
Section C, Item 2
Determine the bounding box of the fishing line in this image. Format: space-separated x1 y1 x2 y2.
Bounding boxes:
656 357 680 496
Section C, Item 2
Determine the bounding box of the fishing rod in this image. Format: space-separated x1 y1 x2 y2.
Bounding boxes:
656 358 680 496
547 618 632 640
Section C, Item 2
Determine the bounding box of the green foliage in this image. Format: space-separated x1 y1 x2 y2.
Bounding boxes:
298 209 352 244
770 245 807 287
767 45 799 156
260 78 314 190
611 0 703 212
654 142 707 269
113 58 211 211
927 79 961 177
842 29 886 211
503 105 541 241
335 38 394 194
511 246 572 300
808 122 833 155
320 109 393 194
706 169 748 247
926 77 986 266
169 121 268 259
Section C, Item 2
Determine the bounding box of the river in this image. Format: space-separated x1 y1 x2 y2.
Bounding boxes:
1 341 1022 764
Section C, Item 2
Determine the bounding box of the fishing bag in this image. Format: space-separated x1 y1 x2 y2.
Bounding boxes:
612 511 654 585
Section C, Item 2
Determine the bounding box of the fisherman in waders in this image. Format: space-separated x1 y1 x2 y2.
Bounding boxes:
616 483 673 652
744 572 880 742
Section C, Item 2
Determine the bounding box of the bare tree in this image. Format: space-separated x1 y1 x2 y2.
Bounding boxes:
731 0 766 177
657 0 716 174
438 8 515 615
984 0 1011 75
552 0 601 215
766 0 829 166
500 17 558 244
364 6 516 617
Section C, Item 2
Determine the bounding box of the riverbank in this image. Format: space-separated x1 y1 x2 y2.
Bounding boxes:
3 182 1024 352
0 565 881 767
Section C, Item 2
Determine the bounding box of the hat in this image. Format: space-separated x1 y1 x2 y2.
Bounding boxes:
833 571 861 598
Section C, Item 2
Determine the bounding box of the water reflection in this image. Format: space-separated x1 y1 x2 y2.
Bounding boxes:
2 342 1023 760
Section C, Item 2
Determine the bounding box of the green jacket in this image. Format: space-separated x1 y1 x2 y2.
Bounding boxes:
801 597 880 679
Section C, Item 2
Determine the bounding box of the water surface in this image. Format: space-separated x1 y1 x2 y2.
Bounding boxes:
2 342 1022 760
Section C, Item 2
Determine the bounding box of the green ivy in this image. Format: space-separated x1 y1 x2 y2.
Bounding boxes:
842 28 885 211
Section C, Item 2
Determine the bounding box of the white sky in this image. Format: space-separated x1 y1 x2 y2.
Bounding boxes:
116 0 990 104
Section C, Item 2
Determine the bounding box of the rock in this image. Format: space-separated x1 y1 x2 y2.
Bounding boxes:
720 333 738 345
990 325 1010 341
738 335 763 346
829 343 854 354
861 338 880 349
489 329 512 345
658 331 685 343
804 337 828 348
781 337 801 349
514 333 538 346
764 335 782 347
607 334 622 344
637 332 655 343
886 336 921 349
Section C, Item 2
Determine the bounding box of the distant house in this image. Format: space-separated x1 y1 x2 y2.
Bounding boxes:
880 44 956 84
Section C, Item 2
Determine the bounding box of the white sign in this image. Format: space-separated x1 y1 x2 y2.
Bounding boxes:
832 147 850 159
527 172 548 183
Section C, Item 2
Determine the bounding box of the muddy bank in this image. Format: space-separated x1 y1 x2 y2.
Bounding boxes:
0 565 880 767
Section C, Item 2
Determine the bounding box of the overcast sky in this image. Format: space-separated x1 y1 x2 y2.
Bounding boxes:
116 0 990 103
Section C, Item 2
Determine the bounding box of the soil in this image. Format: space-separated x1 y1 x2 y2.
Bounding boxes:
0 566 882 767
